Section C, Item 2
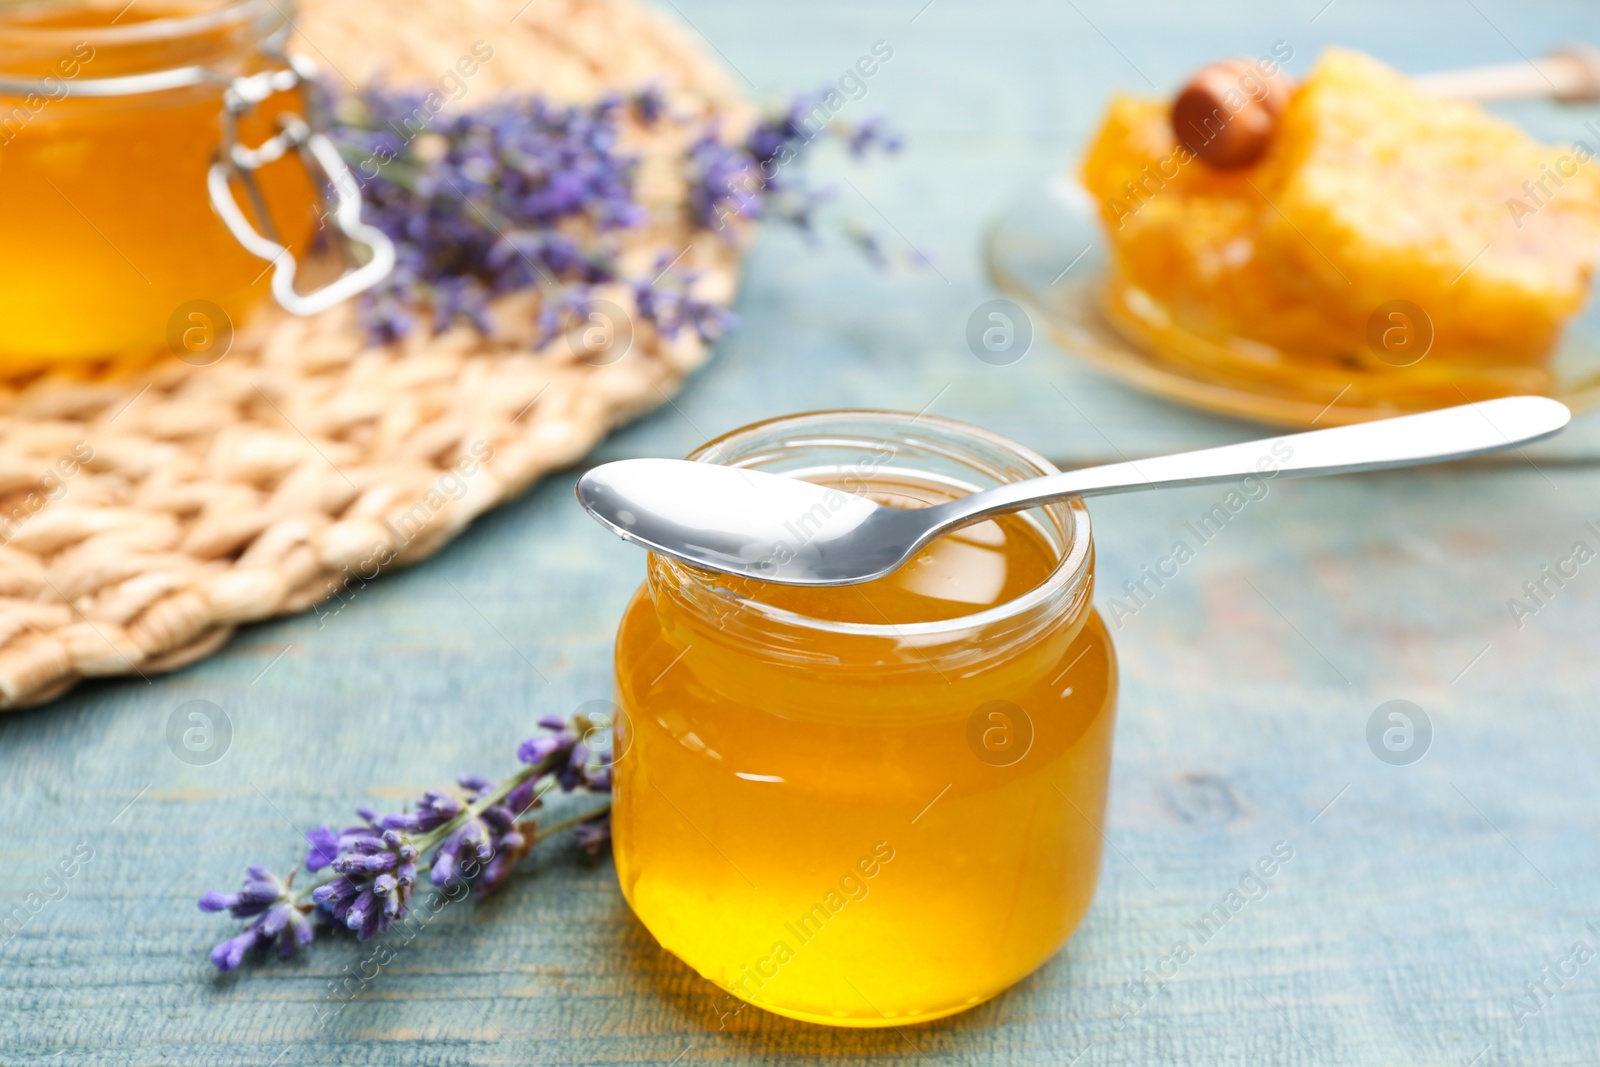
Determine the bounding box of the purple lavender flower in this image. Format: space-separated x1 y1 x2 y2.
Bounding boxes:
517 714 576 767
325 82 896 347
632 268 737 344
847 116 904 159
518 713 615 794
416 716 585 895
461 784 532 898
310 829 418 940
303 826 341 872
633 85 666 125
334 87 645 292
202 714 617 970
683 93 900 246
687 128 765 230
380 790 466 835
198 866 314 970
430 774 526 894
575 812 611 855
303 806 387 872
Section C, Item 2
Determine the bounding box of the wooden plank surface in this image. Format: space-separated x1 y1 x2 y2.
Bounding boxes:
5 1 1600 1063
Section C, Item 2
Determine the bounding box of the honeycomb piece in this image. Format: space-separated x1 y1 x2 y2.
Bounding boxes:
1081 48 1600 368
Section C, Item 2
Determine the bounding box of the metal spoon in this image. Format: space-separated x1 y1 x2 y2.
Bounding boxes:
576 396 1571 586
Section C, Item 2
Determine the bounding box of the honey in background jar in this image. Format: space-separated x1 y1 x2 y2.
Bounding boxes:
0 0 315 371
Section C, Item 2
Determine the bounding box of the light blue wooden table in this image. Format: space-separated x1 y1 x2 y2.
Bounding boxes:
5 1 1600 1063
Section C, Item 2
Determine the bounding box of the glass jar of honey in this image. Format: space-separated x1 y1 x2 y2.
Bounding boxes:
611 410 1119 1027
0 0 392 371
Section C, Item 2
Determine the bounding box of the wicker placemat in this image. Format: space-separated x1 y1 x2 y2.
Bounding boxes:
0 0 742 708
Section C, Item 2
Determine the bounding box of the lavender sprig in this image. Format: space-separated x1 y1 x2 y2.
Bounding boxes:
326 84 901 346
199 714 612 971
198 866 314 970
686 90 902 236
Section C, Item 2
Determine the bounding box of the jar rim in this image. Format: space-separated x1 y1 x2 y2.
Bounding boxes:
652 408 1094 644
0 0 288 87
0 0 277 47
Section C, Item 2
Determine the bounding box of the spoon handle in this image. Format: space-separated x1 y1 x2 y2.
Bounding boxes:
936 396 1571 525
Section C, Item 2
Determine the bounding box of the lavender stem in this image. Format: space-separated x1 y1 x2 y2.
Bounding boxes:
521 797 612 839
289 754 558 907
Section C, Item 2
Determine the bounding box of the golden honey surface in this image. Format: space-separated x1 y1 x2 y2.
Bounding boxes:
1081 48 1600 370
612 477 1118 1027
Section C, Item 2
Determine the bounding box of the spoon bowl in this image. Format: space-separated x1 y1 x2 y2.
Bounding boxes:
577 396 1571 586
576 457 939 584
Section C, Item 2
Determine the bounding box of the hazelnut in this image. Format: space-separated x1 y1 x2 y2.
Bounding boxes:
1171 58 1293 168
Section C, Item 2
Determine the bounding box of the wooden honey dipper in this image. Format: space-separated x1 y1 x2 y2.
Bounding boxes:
1174 45 1600 168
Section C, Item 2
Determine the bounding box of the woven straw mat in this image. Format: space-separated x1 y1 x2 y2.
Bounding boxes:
0 0 748 709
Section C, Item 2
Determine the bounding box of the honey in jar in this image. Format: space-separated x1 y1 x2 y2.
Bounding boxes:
611 411 1119 1027
0 0 317 369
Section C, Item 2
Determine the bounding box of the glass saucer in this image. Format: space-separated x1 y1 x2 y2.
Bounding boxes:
983 173 1600 428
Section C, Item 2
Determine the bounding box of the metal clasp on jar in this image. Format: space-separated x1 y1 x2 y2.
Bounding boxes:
208 52 395 317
